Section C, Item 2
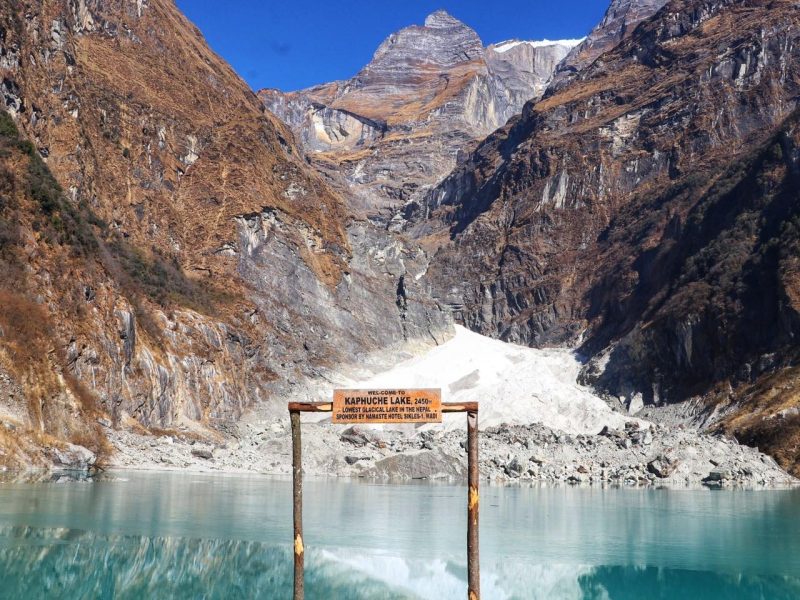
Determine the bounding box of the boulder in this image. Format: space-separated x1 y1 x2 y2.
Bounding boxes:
627 393 644 415
191 447 213 460
49 443 96 470
647 455 678 478
340 433 368 447
340 426 371 447
504 458 523 477
366 450 465 480
704 469 731 482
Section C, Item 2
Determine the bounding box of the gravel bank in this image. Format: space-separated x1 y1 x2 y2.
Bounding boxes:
107 413 795 487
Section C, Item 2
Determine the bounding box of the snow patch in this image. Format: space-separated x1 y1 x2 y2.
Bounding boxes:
491 38 585 53
326 325 630 435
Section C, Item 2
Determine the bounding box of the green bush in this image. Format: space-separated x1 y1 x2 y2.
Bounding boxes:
107 237 214 311
26 147 63 214
0 109 220 318
0 111 19 139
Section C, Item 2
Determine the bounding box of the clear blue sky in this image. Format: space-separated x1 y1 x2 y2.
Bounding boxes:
176 1 610 92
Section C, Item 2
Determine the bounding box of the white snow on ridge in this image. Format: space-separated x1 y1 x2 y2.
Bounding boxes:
334 325 631 435
491 38 585 53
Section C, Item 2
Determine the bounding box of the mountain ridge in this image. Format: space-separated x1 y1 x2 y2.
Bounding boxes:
260 10 579 223
0 0 451 470
413 0 800 473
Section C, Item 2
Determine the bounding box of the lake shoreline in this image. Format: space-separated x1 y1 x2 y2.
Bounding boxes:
99 414 799 488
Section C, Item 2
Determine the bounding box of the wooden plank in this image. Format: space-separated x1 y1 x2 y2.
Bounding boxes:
288 402 333 412
443 402 478 413
288 401 479 413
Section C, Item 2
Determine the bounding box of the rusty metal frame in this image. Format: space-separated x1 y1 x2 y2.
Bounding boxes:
287 401 480 600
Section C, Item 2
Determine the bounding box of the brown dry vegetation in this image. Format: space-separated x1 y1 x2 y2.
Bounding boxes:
0 283 111 466
331 61 484 125
65 1 350 288
717 366 800 477
0 0 363 467
0 111 130 465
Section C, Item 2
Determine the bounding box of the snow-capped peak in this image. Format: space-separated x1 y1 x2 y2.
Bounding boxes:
491 38 585 53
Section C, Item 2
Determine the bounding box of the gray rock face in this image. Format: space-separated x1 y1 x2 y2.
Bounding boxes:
234 210 453 400
49 444 96 471
260 11 580 222
551 0 669 87
259 90 386 154
366 9 484 76
486 41 574 112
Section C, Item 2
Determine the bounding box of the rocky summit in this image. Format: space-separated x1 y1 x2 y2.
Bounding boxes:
260 10 579 224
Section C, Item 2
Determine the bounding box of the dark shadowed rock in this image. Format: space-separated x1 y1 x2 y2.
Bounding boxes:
191 448 213 460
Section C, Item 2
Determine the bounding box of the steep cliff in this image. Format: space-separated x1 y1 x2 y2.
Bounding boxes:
415 0 800 472
260 11 579 225
583 110 800 475
0 0 450 470
552 0 670 85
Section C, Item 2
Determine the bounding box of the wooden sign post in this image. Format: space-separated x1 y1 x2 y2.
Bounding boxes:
287 391 480 600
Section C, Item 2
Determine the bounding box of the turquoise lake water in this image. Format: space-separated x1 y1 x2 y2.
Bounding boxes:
0 471 799 599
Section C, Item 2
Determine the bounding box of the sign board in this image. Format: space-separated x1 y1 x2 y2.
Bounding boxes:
332 388 442 424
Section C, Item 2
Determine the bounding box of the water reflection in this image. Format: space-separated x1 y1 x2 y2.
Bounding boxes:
0 472 798 599
0 526 412 600
577 566 800 600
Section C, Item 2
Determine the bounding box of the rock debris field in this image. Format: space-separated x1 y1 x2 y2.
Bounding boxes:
109 418 793 487
108 327 796 487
